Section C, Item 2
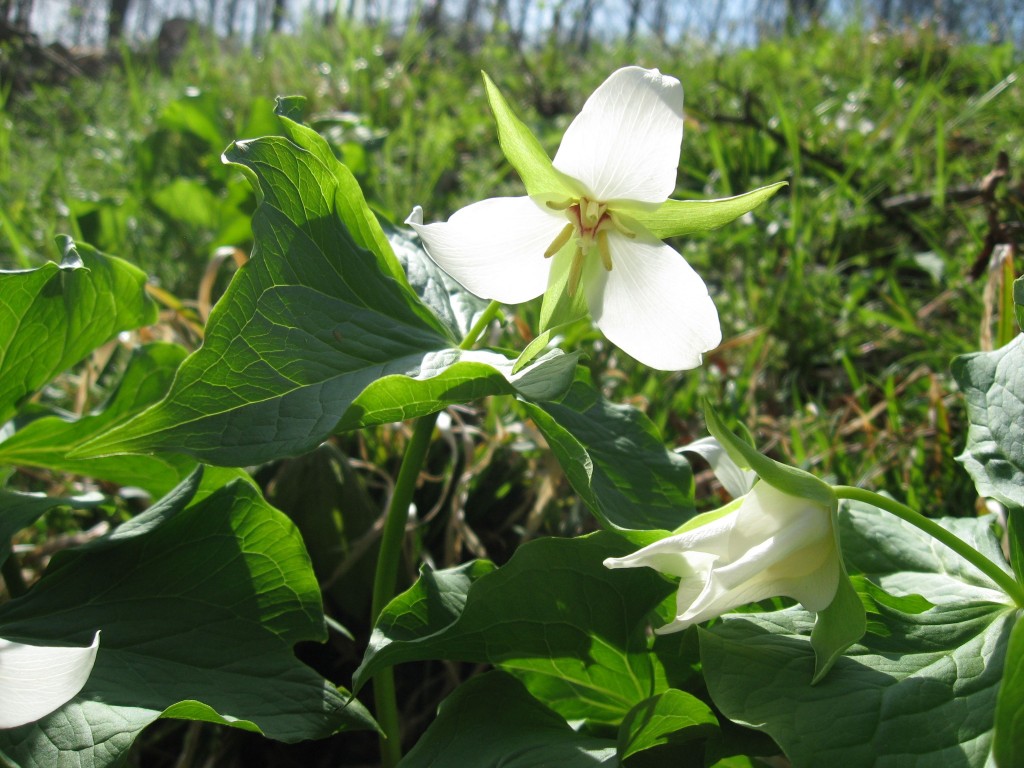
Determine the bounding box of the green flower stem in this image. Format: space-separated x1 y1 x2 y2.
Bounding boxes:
833 485 1024 607
370 299 502 767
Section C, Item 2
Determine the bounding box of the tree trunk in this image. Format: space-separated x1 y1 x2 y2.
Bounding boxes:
107 0 132 44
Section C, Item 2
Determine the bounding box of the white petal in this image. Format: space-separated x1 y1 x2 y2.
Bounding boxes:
406 198 566 304
0 632 99 728
553 67 683 204
677 436 756 498
585 234 721 370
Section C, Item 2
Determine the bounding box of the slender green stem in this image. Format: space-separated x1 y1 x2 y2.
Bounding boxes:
369 299 501 767
833 485 1024 607
1 553 27 598
459 300 502 351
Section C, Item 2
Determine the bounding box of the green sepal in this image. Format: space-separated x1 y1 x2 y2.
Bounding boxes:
481 72 574 200
702 400 835 508
629 182 787 240
809 504 867 684
538 242 592 332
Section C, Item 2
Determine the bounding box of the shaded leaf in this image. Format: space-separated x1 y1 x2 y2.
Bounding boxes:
399 671 616 768
525 376 695 534
995 614 1024 768
355 532 676 728
618 688 718 760
0 468 375 767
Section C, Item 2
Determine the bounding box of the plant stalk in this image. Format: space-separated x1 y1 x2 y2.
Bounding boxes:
369 300 501 767
833 485 1024 607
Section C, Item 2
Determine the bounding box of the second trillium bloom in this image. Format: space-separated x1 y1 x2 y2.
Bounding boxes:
408 66 722 371
605 477 840 633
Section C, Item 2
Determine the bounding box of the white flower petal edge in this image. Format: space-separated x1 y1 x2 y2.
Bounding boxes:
0 631 100 728
553 67 683 205
405 199 565 304
677 436 756 499
585 233 721 370
604 482 839 634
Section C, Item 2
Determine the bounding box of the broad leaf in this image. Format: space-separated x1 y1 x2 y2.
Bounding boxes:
629 182 787 240
524 376 695 534
0 468 375 767
953 334 1024 511
355 532 677 728
700 501 1018 767
0 237 156 424
399 671 616 768
78 119 573 465
618 689 718 761
0 343 194 496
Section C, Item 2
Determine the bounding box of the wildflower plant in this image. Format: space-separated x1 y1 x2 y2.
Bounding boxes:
0 62 1021 768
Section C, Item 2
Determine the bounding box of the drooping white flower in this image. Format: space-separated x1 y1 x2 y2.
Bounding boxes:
0 632 99 728
604 477 840 634
407 66 723 371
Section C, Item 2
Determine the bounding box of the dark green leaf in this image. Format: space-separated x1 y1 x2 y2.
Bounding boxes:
355 532 676 728
0 237 156 424
525 376 696 534
399 671 616 768
995 613 1024 768
0 468 375 767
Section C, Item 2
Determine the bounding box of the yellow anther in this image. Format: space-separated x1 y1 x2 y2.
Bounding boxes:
567 244 585 297
544 222 576 258
597 229 613 271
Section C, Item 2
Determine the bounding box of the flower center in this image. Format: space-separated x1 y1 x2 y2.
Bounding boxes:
543 197 635 297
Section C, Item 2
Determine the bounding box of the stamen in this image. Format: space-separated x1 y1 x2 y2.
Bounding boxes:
597 230 613 271
567 244 585 297
544 222 576 258
610 215 637 239
546 199 574 211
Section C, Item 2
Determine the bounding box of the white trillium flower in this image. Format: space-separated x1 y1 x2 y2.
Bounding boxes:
407 66 722 371
604 468 840 633
0 632 99 728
